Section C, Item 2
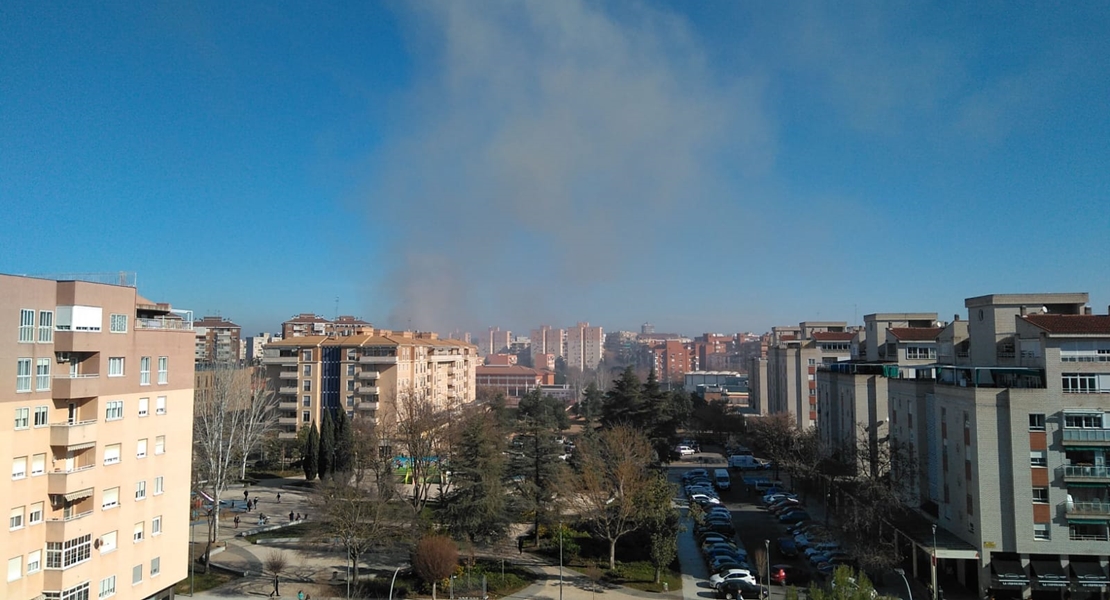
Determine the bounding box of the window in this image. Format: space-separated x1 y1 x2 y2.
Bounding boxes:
27 550 40 574
150 556 160 577
99 575 116 598
151 515 162 536
154 435 165 455
346 379 355 391
133 522 144 543
1029 413 1046 430
38 310 53 342
107 357 124 377
302 379 311 391
157 356 167 383
136 439 147 459
99 531 116 554
132 564 142 585
29 501 43 524
16 358 31 392
10 506 24 530
346 395 354 407
303 364 312 376
1030 450 1048 466
12 456 27 479
139 357 150 385
1034 523 1050 540
8 556 20 582
155 396 166 415
45 533 91 569
1032 488 1049 503
964 460 972 481
102 487 119 510
302 395 311 407
109 314 128 333
46 582 91 600
31 453 45 476
105 400 123 421
138 397 149 417
104 444 121 466
1064 413 1105 428
302 411 310 423
134 481 146 501
36 358 51 391
19 309 35 342
906 346 937 360
1062 373 1098 393
302 349 313 361
346 364 355 376
34 405 49 426
14 407 29 429
153 476 164 495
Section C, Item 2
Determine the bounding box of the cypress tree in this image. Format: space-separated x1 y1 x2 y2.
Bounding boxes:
303 422 319 481
333 408 352 474
318 408 336 478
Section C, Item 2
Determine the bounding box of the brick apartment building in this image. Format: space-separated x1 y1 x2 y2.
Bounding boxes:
192 315 240 365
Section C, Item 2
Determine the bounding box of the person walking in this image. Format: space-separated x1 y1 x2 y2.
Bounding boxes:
234 516 240 529
276 492 282 503
289 511 294 522
517 536 524 554
269 574 280 597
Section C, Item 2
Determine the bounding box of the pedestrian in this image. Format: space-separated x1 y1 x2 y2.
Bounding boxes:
234 516 240 529
276 492 282 503
244 490 249 502
289 511 294 522
298 591 305 600
269 574 280 597
295 513 301 521
254 498 259 510
517 536 524 554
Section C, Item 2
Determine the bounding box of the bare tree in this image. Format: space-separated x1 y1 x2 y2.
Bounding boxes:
311 476 406 585
390 388 448 517
264 550 289 598
573 425 655 569
236 369 280 479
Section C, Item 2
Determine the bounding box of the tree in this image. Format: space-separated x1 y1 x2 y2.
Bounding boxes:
333 408 353 475
319 408 336 479
235 369 280 479
509 388 569 546
807 565 877 600
391 388 447 517
312 475 406 586
573 425 655 569
441 408 508 545
412 535 458 600
303 422 319 481
642 472 680 583
600 367 642 428
263 549 289 598
578 381 604 428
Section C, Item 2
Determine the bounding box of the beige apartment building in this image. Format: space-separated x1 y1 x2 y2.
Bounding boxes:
765 322 852 429
260 331 478 438
1 274 194 600
565 322 604 371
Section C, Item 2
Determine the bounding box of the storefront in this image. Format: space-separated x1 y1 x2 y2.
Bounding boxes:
990 555 1029 600
1069 560 1109 600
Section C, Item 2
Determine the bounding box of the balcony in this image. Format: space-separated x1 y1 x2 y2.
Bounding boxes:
357 401 379 411
278 431 297 440
52 374 99 399
278 386 298 395
359 355 398 364
262 355 298 366
1059 465 1110 482
358 370 380 380
52 330 102 353
44 509 94 542
47 465 96 497
278 401 297 411
278 417 298 426
1063 429 1110 446
50 420 97 448
279 369 298 380
1061 500 1110 519
358 386 379 395
135 317 193 331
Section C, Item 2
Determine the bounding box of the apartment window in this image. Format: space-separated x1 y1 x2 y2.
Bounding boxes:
27 550 40 574
155 396 166 414
346 379 355 391
302 349 313 361
10 506 24 530
31 453 45 476
12 456 27 479
1030 450 1048 466
153 476 164 495
1029 413 1046 431
107 357 123 377
36 358 51 391
1032 487 1049 503
139 357 150 385
133 522 144 543
136 439 147 459
157 356 167 384
302 395 311 407
99 575 116 598
102 487 119 510
943 483 950 503
99 531 116 554
151 515 162 536
346 395 354 407
302 379 311 391
154 435 165 455
16 358 31 392
346 364 356 376
14 407 29 429
109 313 128 333
34 405 49 426
1062 373 1098 393
906 346 937 360
37 310 54 342
29 501 43 524
1064 413 1104 428
7 556 20 582
134 481 146 501
19 309 35 342
151 556 160 577
1034 523 1050 540
138 397 149 417
45 533 91 569
132 564 142 585
302 411 310 423
45 582 92 600
303 364 312 376
105 400 123 421
104 444 121 466
347 348 356 360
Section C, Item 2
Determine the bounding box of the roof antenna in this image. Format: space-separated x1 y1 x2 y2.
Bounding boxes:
335 296 339 321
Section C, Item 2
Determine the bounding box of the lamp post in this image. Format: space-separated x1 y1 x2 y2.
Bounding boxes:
931 524 938 600
895 568 913 600
764 539 770 590
188 509 196 596
559 522 564 600
388 565 404 600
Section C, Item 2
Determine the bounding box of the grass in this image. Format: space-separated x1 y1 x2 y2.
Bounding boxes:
173 568 239 594
537 526 683 593
382 560 536 599
244 522 320 544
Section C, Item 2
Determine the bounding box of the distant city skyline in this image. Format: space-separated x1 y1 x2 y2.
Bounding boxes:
3 3 1108 336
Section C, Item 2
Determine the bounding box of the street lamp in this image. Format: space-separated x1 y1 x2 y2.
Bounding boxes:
559 522 564 600
764 539 770 589
894 568 913 600
931 524 938 600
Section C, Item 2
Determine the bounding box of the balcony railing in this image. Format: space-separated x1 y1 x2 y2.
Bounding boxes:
49 420 97 447
359 355 398 364
278 401 297 411
1062 429 1110 444
52 374 99 399
358 371 380 380
1062 501 1110 518
1059 465 1110 481
278 417 298 425
278 370 298 380
135 317 193 331
47 464 96 496
1069 532 1110 542
47 510 93 523
358 386 379 395
261 355 298 365
278 386 298 395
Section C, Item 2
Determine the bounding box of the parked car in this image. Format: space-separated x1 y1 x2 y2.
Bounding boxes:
804 542 842 558
717 579 770 600
711 568 758 590
684 469 710 482
809 551 850 567
779 510 810 524
677 445 696 456
777 537 799 558
769 564 810 586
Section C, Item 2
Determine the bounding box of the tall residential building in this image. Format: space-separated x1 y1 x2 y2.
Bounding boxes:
765 322 852 429
530 326 565 363
1 273 194 600
192 315 241 364
280 314 373 338
486 327 511 356
565 322 604 371
649 340 693 384
244 332 281 365
260 331 478 438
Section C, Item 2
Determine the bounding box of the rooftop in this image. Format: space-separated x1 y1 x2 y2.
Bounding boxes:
1022 314 1110 336
888 327 943 341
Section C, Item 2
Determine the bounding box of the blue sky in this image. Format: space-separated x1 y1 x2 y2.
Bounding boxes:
2 2 1108 337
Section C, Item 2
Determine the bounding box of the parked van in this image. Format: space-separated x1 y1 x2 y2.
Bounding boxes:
729 454 771 470
714 468 731 491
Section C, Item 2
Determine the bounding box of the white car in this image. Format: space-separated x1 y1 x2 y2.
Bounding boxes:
690 493 722 505
677 445 696 456
711 568 758 589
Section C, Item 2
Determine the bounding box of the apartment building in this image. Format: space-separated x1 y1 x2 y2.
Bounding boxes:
486 327 511 356
243 332 281 365
530 326 565 363
1 274 194 600
280 314 373 339
648 340 693 384
565 322 604 371
260 331 478 438
192 316 240 365
765 322 852 429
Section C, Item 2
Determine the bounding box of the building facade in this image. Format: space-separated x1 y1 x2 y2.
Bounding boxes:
475 365 554 401
1 274 194 600
280 314 373 339
565 322 604 371
766 322 852 429
530 326 565 363
192 316 241 365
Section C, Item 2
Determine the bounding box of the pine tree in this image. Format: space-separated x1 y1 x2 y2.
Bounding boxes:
600 366 642 429
441 410 508 545
303 422 319 481
333 408 352 475
318 408 335 479
510 388 569 546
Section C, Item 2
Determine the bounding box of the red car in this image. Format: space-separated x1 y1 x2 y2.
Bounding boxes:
769 564 809 586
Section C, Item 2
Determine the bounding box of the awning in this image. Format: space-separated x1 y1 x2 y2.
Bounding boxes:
992 557 1029 587
63 488 93 502
1031 559 1069 588
66 441 96 451
1071 562 1110 588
